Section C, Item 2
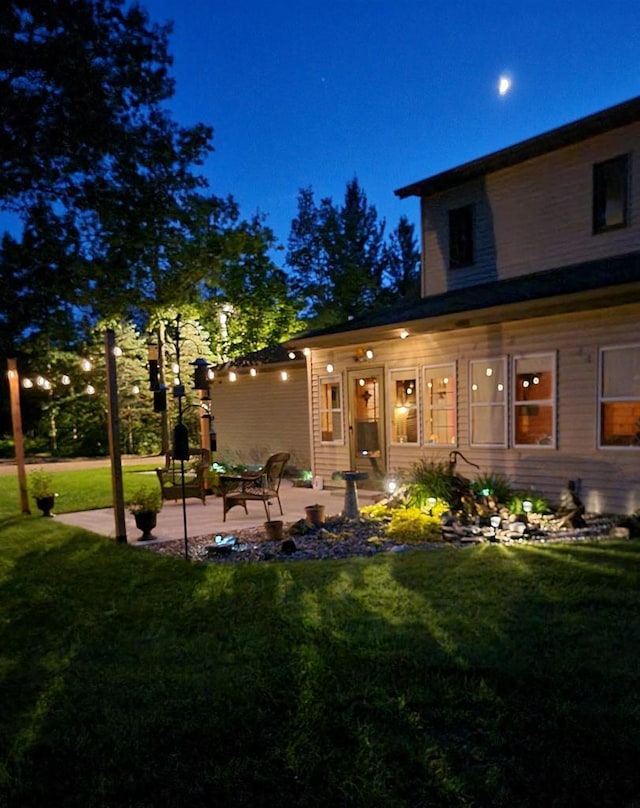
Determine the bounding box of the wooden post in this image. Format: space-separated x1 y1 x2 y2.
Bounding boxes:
7 358 30 514
104 330 127 543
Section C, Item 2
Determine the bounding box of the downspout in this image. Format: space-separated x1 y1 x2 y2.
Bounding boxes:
304 349 316 479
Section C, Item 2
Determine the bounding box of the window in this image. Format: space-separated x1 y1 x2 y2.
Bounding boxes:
599 345 640 448
469 358 507 447
390 369 418 444
319 376 343 443
448 204 474 268
593 154 629 233
513 353 556 447
423 364 456 445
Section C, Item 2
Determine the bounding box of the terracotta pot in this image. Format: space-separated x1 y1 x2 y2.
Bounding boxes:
305 504 326 527
264 520 284 540
134 511 157 541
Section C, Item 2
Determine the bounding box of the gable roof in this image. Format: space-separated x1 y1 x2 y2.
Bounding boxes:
286 251 640 349
395 95 640 199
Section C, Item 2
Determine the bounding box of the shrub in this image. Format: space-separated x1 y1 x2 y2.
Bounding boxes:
471 472 514 505
407 458 454 509
128 486 162 515
508 492 551 516
29 470 56 499
385 508 442 543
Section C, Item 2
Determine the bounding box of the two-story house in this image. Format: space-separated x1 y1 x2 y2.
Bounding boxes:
285 95 640 514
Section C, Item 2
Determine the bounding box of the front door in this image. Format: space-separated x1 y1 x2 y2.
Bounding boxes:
347 368 386 480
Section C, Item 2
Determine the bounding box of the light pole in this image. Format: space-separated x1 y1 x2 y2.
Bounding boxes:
148 314 212 560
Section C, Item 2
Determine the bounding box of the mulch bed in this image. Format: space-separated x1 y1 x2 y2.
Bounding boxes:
142 513 621 564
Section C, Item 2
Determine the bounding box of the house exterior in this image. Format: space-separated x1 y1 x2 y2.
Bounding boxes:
210 346 311 473
285 95 640 515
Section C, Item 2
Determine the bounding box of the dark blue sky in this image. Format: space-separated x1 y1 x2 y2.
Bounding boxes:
143 0 640 249
7 1 640 253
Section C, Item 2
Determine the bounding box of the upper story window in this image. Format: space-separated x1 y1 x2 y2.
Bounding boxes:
593 154 629 234
448 204 474 268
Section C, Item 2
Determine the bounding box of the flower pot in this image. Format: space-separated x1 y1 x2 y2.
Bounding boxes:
134 511 157 541
36 496 55 517
305 504 326 527
264 520 284 540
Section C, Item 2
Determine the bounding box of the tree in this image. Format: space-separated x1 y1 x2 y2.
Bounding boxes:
286 178 391 327
0 0 214 345
384 215 421 302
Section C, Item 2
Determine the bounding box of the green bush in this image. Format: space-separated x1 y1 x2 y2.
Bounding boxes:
408 458 454 509
385 507 443 543
508 492 551 515
471 472 514 504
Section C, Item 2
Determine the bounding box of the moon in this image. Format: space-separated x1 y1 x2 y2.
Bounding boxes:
498 75 512 96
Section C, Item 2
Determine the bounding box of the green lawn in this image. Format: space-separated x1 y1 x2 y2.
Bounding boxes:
0 464 159 514
1 473 639 806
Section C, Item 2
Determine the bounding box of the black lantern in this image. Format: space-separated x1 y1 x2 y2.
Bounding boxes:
153 386 167 412
191 357 210 391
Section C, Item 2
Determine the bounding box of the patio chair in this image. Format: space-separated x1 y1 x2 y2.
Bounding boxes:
221 451 290 521
156 447 210 505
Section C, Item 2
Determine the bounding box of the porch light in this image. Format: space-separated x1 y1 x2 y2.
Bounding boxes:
326 363 334 373
288 351 296 359
399 329 409 340
365 348 374 360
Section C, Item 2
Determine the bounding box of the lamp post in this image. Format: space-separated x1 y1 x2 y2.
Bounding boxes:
7 358 30 514
149 314 211 561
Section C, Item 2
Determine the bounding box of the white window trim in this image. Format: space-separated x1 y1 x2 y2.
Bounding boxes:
422 362 457 448
511 352 556 449
318 374 345 445
598 343 640 450
469 357 507 448
388 366 420 446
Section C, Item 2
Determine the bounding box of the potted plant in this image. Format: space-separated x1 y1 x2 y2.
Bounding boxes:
264 499 284 541
29 469 57 517
128 486 163 540
304 503 326 527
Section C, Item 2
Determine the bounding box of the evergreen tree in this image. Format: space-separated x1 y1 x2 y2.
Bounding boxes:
384 215 421 302
286 178 395 327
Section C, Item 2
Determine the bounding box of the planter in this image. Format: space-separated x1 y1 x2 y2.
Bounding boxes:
305 504 326 527
134 511 157 541
36 495 55 517
264 519 284 540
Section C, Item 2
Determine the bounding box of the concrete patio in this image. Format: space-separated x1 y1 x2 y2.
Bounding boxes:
56 479 381 546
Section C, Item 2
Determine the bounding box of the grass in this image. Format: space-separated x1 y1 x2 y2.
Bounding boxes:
0 464 158 514
1 472 640 806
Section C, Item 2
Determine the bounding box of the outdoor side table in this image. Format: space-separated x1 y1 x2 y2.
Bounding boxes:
340 470 369 519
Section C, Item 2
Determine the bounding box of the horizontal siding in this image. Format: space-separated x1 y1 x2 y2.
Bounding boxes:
212 365 310 472
308 303 640 513
422 122 640 296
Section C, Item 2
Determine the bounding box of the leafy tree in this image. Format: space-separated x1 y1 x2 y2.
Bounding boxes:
384 215 421 302
0 0 213 345
286 178 399 327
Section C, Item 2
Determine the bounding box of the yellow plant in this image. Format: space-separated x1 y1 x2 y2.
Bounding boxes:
385 508 442 543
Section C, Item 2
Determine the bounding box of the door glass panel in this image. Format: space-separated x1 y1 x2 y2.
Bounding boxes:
353 376 381 458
